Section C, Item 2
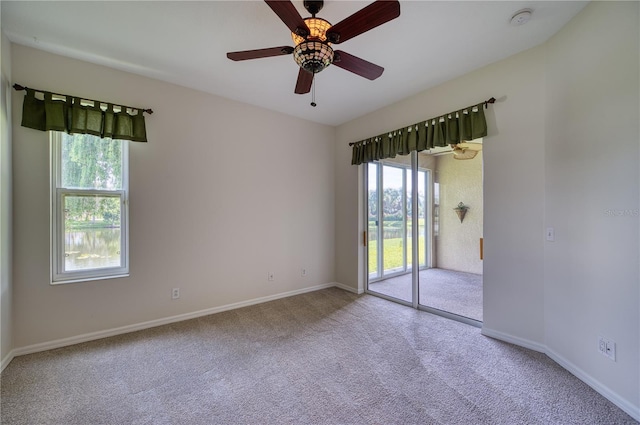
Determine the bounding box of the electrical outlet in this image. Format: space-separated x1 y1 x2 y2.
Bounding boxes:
301 268 307 277
606 340 616 361
268 272 275 281
598 336 616 361
172 288 180 300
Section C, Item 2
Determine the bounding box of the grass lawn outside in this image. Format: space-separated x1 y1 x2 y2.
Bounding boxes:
368 236 425 274
66 220 120 230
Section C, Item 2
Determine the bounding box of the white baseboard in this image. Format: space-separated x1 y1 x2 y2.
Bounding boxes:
9 283 338 360
546 348 640 422
481 327 546 353
481 326 639 422
333 281 362 294
1 349 15 373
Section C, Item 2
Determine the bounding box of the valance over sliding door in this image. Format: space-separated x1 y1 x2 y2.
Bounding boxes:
351 100 492 165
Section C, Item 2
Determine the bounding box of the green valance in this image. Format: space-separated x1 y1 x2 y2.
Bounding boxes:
350 100 492 165
18 87 149 142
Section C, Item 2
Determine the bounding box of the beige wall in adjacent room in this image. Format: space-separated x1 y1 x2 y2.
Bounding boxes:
435 151 483 274
11 45 336 348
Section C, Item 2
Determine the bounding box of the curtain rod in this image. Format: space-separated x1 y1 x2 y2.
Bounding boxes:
348 97 495 146
12 83 153 115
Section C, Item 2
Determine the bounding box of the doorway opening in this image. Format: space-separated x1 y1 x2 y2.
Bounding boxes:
365 145 483 325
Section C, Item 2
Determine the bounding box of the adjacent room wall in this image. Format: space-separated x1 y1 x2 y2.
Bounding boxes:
0 29 13 366
435 151 483 274
543 1 639 415
11 44 336 349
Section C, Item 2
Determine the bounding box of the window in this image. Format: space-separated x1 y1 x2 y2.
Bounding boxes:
51 132 129 283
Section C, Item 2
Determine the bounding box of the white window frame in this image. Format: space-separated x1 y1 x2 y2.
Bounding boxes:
50 132 129 284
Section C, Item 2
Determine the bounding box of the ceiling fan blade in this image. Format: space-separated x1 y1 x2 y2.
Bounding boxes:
227 46 294 61
326 0 400 44
333 51 384 80
295 68 314 94
264 0 310 37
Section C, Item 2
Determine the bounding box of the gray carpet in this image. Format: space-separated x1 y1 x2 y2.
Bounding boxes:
369 268 483 321
1 288 636 424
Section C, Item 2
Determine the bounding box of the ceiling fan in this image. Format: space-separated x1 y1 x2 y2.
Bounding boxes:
226 0 401 102
451 143 481 160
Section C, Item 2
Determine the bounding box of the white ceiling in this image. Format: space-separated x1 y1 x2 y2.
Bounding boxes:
2 1 588 126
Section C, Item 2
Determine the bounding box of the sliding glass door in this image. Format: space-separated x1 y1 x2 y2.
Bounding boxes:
365 151 483 327
366 158 430 304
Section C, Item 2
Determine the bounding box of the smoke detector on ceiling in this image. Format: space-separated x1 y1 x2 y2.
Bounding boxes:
510 9 533 26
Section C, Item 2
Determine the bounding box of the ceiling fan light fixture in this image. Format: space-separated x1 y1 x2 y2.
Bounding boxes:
293 41 334 74
451 144 479 160
291 17 332 45
227 0 401 94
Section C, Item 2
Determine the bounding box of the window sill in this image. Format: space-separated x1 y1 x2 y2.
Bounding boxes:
51 273 130 285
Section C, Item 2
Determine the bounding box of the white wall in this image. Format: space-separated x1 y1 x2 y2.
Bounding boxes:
335 1 638 419
11 45 336 348
435 152 483 274
543 1 639 415
0 28 13 365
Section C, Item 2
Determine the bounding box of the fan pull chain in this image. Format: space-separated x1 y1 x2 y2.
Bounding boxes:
310 74 317 107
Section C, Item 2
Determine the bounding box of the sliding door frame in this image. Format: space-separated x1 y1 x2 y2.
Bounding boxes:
364 152 482 328
367 162 412 283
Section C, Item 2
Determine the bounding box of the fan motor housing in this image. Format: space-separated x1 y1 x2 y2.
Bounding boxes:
303 0 324 16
